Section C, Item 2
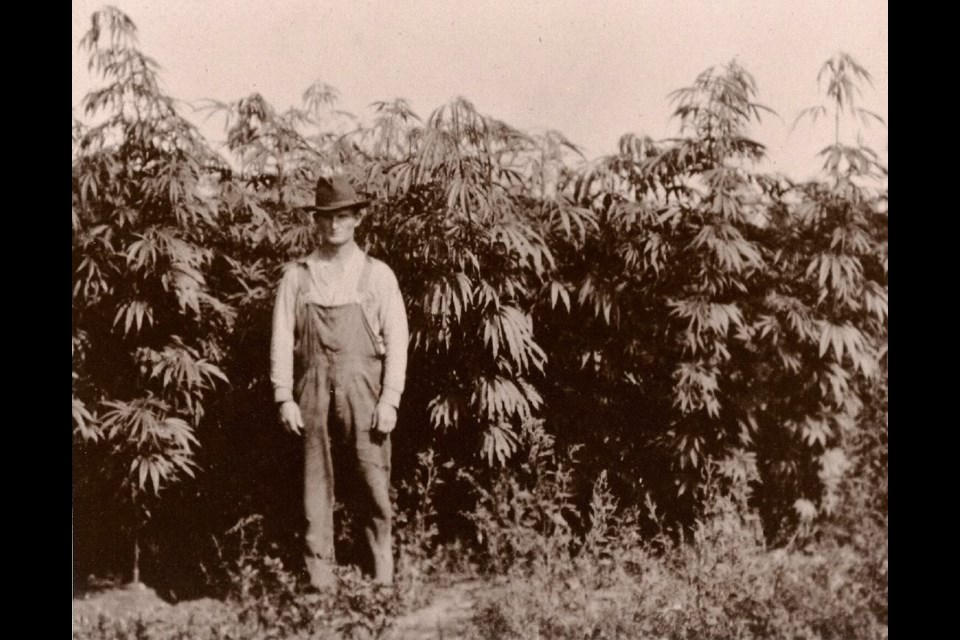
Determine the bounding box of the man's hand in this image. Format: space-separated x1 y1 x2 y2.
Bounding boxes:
279 401 304 435
371 402 397 434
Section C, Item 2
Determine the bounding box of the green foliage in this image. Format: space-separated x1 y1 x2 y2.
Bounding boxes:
794 52 886 152
460 420 580 575
73 6 232 580
358 96 554 466
198 515 406 639
525 57 886 540
465 461 887 640
73 408 885 640
73 7 887 591
393 449 444 571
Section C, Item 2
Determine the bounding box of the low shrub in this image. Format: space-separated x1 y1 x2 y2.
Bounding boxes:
464 441 887 640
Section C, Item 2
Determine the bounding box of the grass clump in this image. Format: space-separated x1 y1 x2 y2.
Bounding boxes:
462 424 887 640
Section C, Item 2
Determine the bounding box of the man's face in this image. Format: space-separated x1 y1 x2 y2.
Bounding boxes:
315 207 362 247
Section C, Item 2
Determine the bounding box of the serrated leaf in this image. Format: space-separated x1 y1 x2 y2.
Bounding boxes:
138 459 149 489
150 463 160 494
818 323 831 358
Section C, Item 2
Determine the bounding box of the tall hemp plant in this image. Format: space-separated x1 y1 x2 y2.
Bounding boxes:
531 58 885 536
357 97 554 467
72 7 232 583
760 52 887 533
529 62 776 520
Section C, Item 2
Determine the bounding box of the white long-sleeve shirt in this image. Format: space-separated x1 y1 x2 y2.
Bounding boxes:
270 246 409 408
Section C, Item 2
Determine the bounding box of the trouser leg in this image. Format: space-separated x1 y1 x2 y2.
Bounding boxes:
343 366 394 585
300 373 337 588
358 450 393 584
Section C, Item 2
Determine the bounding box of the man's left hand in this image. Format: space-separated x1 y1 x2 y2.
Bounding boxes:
372 402 397 434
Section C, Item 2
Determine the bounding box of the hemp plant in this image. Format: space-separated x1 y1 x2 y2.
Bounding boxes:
72 6 232 583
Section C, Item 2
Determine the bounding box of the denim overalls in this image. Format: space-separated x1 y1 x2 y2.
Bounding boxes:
293 255 393 586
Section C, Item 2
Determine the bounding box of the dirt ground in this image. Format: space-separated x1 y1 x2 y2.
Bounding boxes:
73 580 481 639
73 583 231 633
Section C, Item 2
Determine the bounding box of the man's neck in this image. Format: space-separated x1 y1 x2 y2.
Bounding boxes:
317 241 359 267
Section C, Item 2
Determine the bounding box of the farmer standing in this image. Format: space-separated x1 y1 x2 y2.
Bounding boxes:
270 175 408 588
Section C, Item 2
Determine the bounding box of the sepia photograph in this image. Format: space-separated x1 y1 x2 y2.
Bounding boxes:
72 1 888 637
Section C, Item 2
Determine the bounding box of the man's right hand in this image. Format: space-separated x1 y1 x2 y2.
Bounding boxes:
279 401 305 435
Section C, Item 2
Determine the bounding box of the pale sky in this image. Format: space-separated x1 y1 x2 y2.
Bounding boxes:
72 0 888 182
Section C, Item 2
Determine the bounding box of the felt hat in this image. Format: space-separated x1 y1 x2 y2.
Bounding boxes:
301 176 371 213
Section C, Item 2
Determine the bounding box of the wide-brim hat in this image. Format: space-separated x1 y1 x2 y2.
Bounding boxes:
299 175 371 213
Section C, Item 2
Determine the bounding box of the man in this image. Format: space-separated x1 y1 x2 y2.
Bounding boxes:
270 175 408 587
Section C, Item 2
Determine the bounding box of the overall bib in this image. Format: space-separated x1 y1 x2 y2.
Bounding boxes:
293 256 393 586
